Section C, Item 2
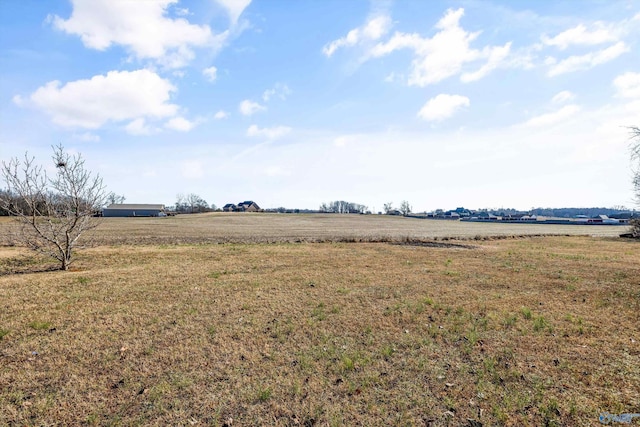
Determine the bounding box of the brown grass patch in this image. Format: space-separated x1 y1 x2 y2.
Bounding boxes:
1 235 639 425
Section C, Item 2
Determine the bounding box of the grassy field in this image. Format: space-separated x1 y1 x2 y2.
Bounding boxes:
0 213 622 247
0 214 638 426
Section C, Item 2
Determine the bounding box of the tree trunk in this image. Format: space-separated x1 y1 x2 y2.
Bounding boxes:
631 218 640 239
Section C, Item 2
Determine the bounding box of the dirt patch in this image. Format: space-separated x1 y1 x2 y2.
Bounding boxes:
0 255 59 276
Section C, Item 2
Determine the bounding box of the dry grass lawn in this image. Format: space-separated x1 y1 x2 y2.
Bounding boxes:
0 215 638 426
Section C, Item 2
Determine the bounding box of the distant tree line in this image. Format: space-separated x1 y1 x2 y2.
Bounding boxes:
174 193 216 214
106 192 126 206
0 189 123 217
268 207 302 213
0 189 33 216
0 189 67 217
319 200 368 214
529 207 637 218
381 201 412 216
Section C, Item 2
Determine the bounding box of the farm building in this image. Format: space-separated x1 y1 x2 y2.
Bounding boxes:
102 204 166 217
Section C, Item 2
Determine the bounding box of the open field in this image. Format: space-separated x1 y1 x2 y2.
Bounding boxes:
0 215 638 426
0 213 624 247
90 213 628 244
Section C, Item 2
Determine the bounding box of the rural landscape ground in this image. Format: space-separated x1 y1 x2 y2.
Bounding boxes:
0 213 638 426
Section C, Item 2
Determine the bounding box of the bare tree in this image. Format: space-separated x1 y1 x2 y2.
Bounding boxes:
399 200 412 216
186 193 208 213
383 202 394 215
0 144 107 270
174 193 210 213
631 127 640 237
319 200 368 214
175 193 186 213
106 192 126 206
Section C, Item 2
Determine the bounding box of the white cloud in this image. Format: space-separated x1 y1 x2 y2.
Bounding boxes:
203 66 217 82
547 42 629 76
334 136 348 147
332 134 365 148
73 132 101 142
544 56 557 66
19 69 178 129
239 99 266 116
323 15 391 57
460 43 512 83
384 72 399 83
174 7 190 16
214 110 229 119
614 72 640 99
417 94 470 122
264 166 291 177
125 118 155 136
247 124 292 140
552 90 575 104
368 8 512 86
262 83 291 102
165 117 196 132
522 104 581 127
215 0 252 26
541 23 619 50
12 95 26 106
181 160 204 179
52 0 225 69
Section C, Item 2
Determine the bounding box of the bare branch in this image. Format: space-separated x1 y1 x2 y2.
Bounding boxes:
628 126 640 237
399 200 412 216
630 126 640 160
1 145 107 270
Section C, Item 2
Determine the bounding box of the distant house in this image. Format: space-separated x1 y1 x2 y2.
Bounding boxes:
223 201 262 212
103 204 165 217
609 212 635 224
236 201 261 212
589 215 621 225
473 212 499 221
453 207 471 217
610 212 638 220
501 213 531 221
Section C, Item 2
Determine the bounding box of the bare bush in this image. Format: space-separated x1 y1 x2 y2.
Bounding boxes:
0 144 107 270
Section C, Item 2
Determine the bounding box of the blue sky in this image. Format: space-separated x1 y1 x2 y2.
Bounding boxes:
1 0 639 212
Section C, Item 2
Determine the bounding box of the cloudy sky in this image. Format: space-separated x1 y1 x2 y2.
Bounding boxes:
1 0 639 212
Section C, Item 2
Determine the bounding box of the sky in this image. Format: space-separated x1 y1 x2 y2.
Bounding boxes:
1 0 639 212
